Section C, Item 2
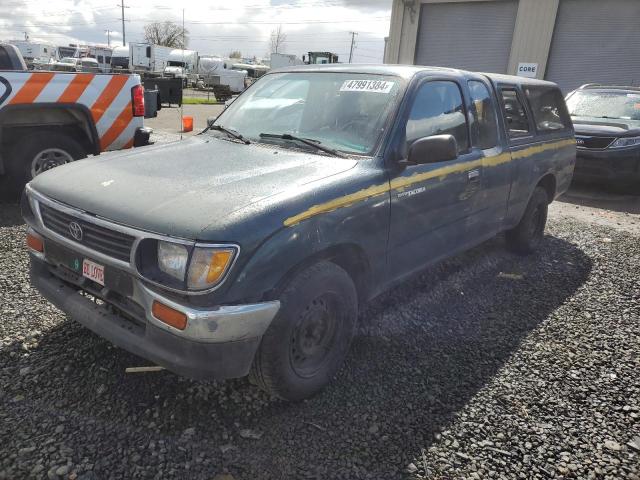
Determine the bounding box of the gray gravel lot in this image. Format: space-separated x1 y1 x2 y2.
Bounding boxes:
0 190 638 480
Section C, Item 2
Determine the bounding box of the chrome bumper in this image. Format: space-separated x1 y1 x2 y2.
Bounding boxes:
137 282 279 342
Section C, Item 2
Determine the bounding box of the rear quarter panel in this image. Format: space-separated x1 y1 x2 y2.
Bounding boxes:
505 136 575 227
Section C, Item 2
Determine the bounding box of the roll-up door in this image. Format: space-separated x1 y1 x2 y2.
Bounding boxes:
545 0 640 92
414 1 518 74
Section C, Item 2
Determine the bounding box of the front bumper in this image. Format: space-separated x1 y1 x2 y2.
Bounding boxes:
574 147 640 184
29 255 279 380
31 259 272 379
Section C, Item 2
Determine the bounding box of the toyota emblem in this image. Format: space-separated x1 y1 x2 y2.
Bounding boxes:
68 221 83 241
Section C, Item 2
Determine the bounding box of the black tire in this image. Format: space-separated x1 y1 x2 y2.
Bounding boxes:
506 186 549 254
250 261 358 401
3 131 86 201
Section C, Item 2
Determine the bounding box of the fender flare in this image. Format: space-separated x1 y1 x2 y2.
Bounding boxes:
0 102 101 173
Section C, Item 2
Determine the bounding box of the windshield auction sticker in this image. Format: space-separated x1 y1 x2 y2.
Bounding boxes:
340 79 395 94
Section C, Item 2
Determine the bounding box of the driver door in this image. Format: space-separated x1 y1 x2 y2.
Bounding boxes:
387 79 484 279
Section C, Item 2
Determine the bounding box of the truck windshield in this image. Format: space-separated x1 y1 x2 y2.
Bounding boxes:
213 72 403 155
567 90 640 121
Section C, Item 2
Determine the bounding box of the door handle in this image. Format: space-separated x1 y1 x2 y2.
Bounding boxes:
468 169 480 182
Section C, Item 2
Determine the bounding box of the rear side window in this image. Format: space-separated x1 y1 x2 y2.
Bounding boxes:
468 80 498 149
406 80 469 153
525 86 570 132
500 88 530 138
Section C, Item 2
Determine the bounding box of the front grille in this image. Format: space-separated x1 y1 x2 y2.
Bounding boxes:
576 135 616 149
40 204 135 263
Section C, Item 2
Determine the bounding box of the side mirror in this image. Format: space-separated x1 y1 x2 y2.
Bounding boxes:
407 134 458 165
207 116 216 128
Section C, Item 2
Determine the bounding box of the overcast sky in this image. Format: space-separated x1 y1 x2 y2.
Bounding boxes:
1 0 392 62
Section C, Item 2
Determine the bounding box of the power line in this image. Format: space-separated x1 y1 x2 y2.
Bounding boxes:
6 17 388 28
1 0 386 8
125 17 390 25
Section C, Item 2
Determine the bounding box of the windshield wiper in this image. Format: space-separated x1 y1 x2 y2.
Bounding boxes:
259 133 346 157
207 124 250 144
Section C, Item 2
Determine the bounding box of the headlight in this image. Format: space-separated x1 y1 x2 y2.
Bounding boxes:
187 247 236 290
152 240 237 291
157 241 189 281
609 136 640 148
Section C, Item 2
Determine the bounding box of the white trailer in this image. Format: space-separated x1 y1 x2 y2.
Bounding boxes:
269 53 303 70
129 43 173 73
88 45 113 73
8 40 57 69
197 56 247 93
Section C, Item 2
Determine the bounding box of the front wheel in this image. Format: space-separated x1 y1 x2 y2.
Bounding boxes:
250 261 358 401
506 186 549 254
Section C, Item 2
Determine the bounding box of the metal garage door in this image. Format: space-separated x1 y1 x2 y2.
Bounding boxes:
546 0 640 92
414 0 518 74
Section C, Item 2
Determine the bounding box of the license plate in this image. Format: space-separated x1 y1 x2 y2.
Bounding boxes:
82 259 105 286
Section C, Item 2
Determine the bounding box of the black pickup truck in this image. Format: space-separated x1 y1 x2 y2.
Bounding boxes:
23 65 575 401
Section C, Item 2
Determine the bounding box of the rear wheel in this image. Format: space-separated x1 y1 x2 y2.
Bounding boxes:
250 261 358 401
506 186 549 254
3 131 86 201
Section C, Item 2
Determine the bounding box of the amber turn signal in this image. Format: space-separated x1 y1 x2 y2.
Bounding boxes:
152 301 188 330
26 232 44 253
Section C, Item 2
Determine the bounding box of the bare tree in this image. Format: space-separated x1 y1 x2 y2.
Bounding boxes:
228 50 242 59
144 21 189 48
270 25 287 54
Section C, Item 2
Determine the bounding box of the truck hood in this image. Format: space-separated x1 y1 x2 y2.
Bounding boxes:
572 116 640 137
30 135 358 240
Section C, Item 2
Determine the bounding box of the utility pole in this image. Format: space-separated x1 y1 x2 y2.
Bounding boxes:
117 1 129 46
104 29 112 46
348 31 357 63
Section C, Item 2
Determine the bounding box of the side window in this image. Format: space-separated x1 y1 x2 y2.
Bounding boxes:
468 80 498 149
525 86 570 132
406 80 469 153
500 88 530 138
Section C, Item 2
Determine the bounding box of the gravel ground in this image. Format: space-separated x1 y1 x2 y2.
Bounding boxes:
0 191 638 480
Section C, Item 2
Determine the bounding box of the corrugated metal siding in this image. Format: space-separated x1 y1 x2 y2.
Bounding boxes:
546 0 640 92
414 0 518 74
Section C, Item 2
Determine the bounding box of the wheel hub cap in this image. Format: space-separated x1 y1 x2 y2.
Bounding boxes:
31 148 74 178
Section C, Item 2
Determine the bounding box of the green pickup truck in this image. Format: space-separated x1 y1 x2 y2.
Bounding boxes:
23 65 575 400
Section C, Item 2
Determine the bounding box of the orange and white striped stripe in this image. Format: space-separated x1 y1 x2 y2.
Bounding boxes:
0 71 144 152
